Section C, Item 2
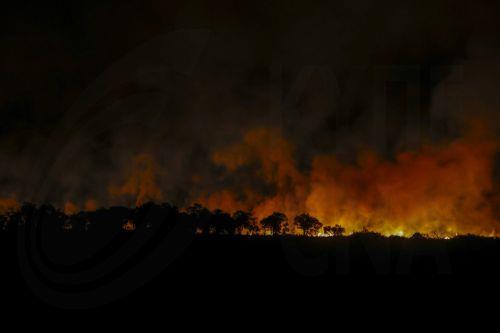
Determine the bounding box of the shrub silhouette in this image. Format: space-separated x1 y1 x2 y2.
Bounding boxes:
324 224 345 236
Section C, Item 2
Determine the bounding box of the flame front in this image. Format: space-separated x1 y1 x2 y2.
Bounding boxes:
1 123 498 237
195 123 499 237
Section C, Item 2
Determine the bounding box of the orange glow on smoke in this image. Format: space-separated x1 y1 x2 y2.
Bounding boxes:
108 153 163 207
0 197 20 215
205 128 308 219
84 199 97 211
196 123 499 237
64 201 79 215
1 121 497 238
62 199 97 215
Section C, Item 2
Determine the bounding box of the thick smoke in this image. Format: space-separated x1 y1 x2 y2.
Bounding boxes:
0 1 499 235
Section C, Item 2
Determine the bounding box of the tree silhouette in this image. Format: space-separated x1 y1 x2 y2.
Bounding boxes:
0 201 350 239
246 223 260 235
133 201 156 224
212 209 236 235
233 210 257 235
294 213 323 236
187 203 212 235
260 212 288 236
324 224 345 236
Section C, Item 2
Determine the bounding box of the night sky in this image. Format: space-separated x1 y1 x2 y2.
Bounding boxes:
1 0 499 210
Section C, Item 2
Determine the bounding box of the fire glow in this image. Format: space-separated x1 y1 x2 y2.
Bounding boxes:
194 123 499 237
0 123 498 238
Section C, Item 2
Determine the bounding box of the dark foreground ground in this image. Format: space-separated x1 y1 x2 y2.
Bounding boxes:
1 221 500 315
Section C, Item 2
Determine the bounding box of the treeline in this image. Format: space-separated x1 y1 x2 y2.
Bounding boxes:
184 204 345 236
0 202 346 237
1 202 490 239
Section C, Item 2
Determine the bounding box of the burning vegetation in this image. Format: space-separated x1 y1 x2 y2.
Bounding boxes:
0 120 498 238
194 123 499 237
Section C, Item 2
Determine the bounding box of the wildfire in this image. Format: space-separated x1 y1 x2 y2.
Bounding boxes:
0 197 19 215
63 201 79 215
195 122 499 237
0 122 498 238
108 153 164 207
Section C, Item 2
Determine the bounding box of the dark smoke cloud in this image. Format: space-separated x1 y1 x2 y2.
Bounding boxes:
0 0 499 208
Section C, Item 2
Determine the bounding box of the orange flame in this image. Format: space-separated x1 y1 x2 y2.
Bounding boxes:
195 124 499 237
2 123 498 238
